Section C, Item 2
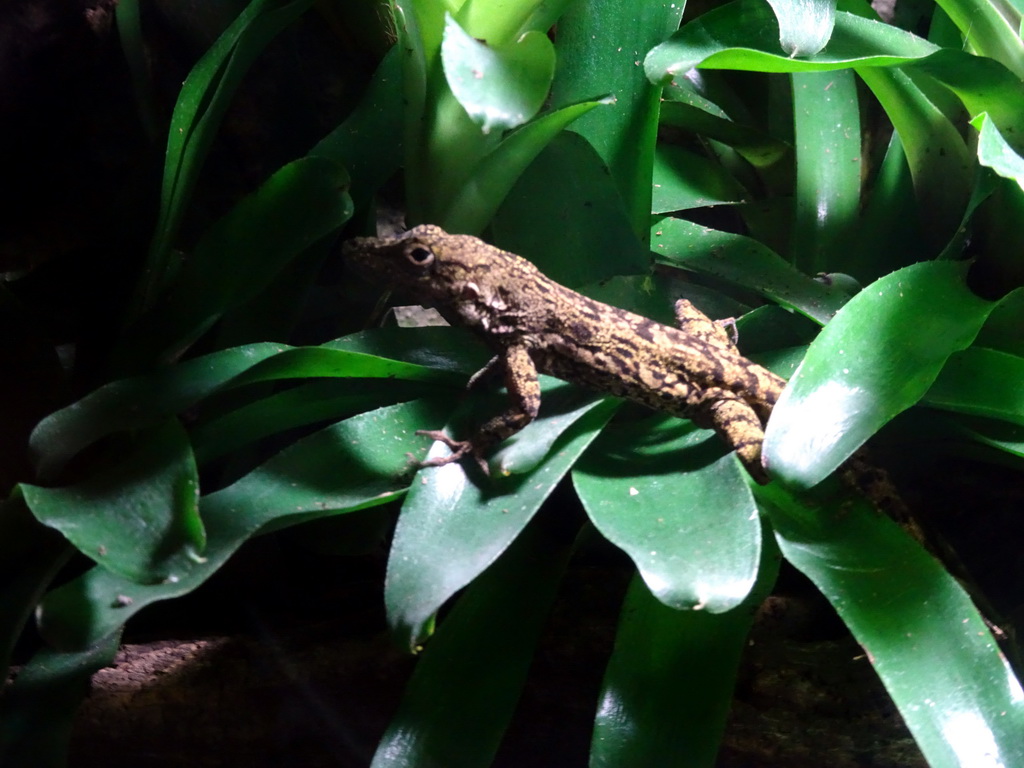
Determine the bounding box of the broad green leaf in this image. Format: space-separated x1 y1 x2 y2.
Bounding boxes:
441 13 555 134
455 0 574 43
372 517 572 768
552 0 686 237
790 69 861 274
574 415 760 613
758 479 1024 768
441 97 611 234
645 0 938 82
22 421 203 585
652 216 854 324
386 389 619 648
491 133 649 288
764 261 994 488
136 0 314 314
923 347 1024 425
972 112 1024 192
35 399 450 650
651 144 748 213
590 538 779 768
0 632 121 768
765 0 836 56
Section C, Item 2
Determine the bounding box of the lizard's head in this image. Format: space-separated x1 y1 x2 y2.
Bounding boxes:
343 224 531 305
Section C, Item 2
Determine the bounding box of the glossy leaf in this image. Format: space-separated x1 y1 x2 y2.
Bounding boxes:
551 0 685 236
574 415 760 613
651 144 748 213
22 421 203 585
372 517 572 768
30 328 477 480
764 0 836 56
758 479 1024 767
35 399 451 650
645 0 938 82
441 97 611 234
764 261 994 488
856 66 972 251
790 69 861 274
652 216 854 324
923 347 1024 425
591 536 779 768
441 13 555 134
972 112 1024 191
491 133 649 288
386 388 619 649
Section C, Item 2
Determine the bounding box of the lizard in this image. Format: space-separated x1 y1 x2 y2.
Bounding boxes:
343 224 787 484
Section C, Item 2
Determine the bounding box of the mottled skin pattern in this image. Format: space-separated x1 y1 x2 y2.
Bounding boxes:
343 225 787 483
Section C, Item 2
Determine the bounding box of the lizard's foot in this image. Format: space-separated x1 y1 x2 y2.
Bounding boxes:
414 430 491 475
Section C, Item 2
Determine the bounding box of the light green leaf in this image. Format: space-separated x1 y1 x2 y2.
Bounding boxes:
441 13 555 134
765 0 837 56
972 112 1024 192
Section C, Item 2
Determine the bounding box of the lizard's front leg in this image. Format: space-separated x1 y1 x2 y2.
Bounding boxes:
417 344 541 474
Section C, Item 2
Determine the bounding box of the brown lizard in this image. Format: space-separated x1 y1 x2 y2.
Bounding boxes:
343 225 786 483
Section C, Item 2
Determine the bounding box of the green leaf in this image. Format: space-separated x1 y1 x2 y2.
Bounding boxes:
923 347 1024 425
35 399 451 650
136 0 315 314
0 633 121 768
972 112 1024 192
0 498 71 681
758 479 1024 768
645 0 938 81
22 421 203 585
790 69 861 274
590 540 779 768
31 328 476 480
441 97 611 234
491 133 649 287
652 216 854 325
651 144 748 213
371 516 572 768
764 0 837 56
126 155 352 364
386 389 619 648
441 13 555 134
551 0 686 237
764 261 994 488
574 415 761 613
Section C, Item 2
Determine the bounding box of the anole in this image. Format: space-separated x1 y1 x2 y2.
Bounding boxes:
344 225 786 483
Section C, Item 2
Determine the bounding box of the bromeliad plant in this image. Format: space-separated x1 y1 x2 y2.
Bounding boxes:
2 0 1024 765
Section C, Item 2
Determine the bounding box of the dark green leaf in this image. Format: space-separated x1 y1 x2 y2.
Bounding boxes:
758 478 1024 767
386 388 619 648
22 421 203 585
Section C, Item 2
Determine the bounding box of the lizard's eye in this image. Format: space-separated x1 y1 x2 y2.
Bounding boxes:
405 244 435 268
